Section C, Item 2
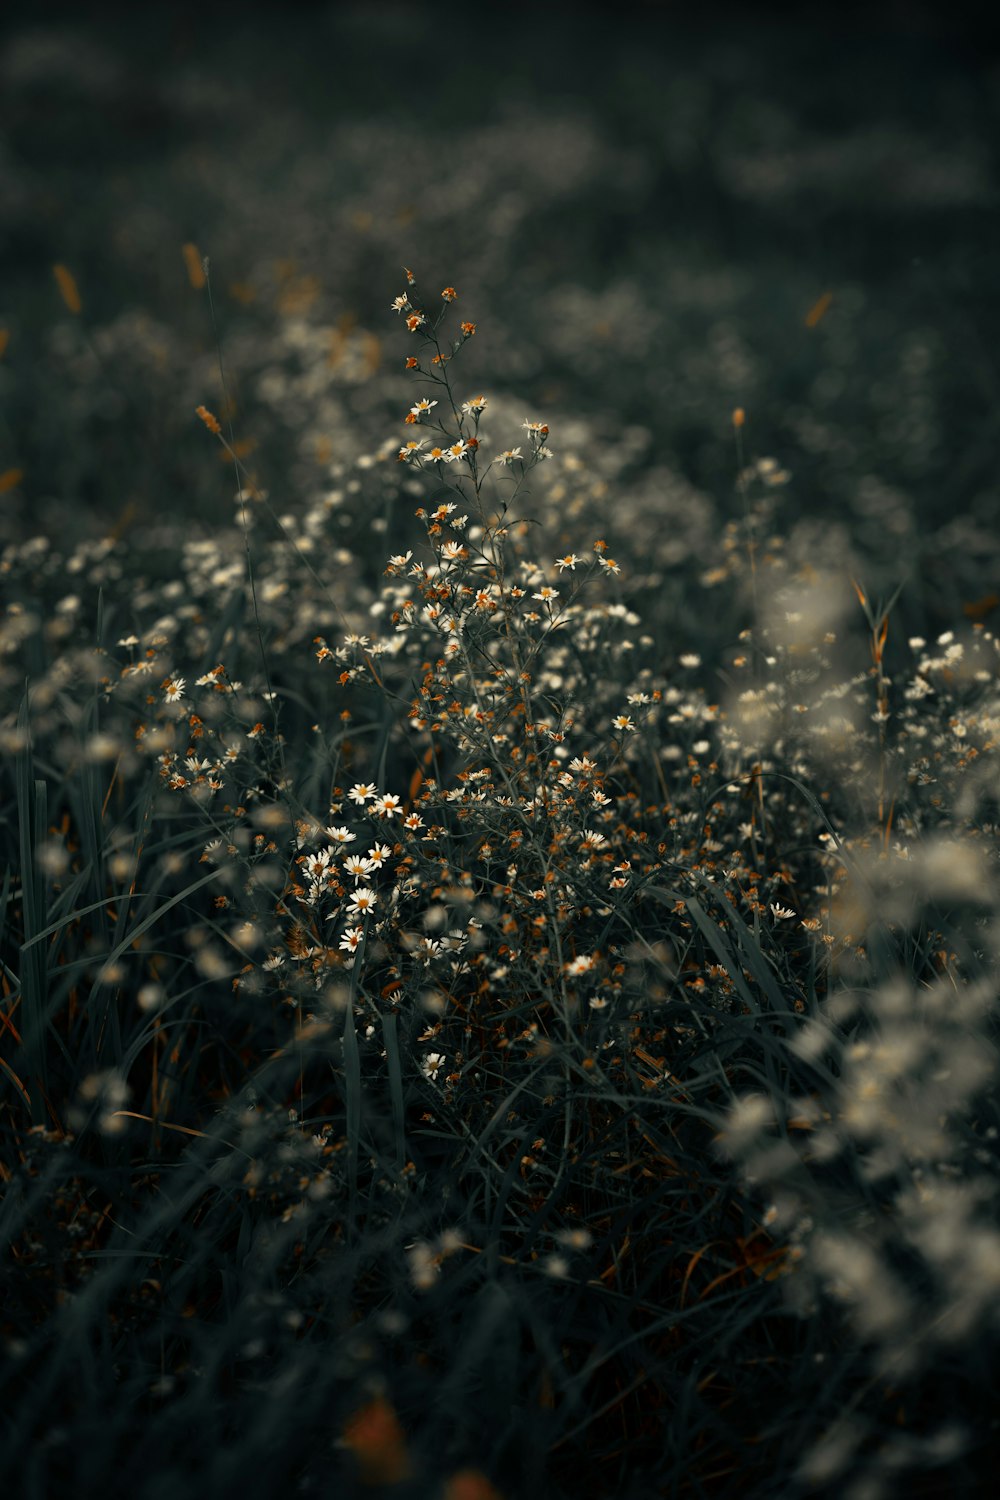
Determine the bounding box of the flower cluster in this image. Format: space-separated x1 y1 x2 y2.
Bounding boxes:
4 266 999 1500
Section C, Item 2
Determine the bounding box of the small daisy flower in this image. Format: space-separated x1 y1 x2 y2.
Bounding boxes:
441 286 457 301
304 849 334 878
555 1228 593 1251
565 954 597 976
162 677 185 703
770 903 796 921
390 295 410 314
410 398 438 416
495 448 522 466
426 446 448 464
398 440 426 463
325 825 357 845
461 395 487 414
532 586 559 603
612 715 635 733
367 841 392 868
554 554 580 572
580 829 608 849
339 925 364 954
348 783 378 805
347 887 378 916
421 1052 445 1081
343 854 375 881
406 312 426 332
448 440 469 461
375 793 402 818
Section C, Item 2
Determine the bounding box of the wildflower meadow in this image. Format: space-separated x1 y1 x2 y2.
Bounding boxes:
2 10 999 1499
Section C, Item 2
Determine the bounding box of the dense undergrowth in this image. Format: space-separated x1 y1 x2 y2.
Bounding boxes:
2 250 1000 1499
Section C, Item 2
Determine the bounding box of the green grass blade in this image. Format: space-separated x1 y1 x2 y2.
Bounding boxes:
684 894 760 1015
16 694 48 1122
342 993 361 1235
381 1009 407 1172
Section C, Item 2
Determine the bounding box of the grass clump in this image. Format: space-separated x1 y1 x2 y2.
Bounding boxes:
2 269 999 1499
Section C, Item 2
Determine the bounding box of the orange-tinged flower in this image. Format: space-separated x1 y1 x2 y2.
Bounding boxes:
182 243 206 289
804 290 833 328
460 321 476 337
342 1396 412 1485
195 405 222 435
732 407 746 428
444 1469 505 1500
441 286 457 301
53 264 82 315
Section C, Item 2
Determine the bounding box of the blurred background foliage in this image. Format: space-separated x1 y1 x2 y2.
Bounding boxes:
1 0 998 628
